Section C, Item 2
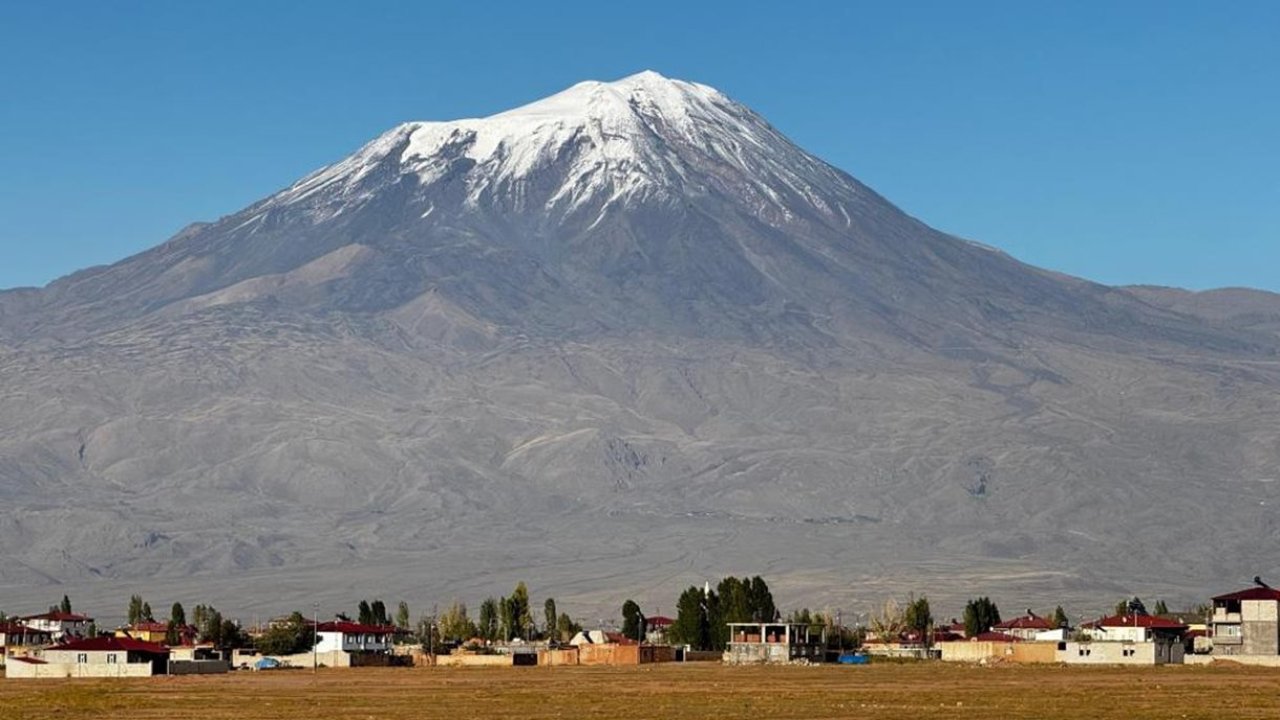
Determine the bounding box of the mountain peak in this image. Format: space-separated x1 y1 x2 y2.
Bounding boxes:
267 72 848 226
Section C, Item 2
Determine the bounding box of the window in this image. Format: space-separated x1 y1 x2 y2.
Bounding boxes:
1122 648 1134 657
107 653 118 664
77 653 88 663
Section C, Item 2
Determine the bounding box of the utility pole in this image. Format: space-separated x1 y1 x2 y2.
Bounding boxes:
312 603 318 674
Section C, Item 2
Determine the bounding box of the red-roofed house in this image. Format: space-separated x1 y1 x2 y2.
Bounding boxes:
1211 585 1280 656
992 612 1058 641
310 621 396 654
1062 614 1186 665
1 622 54 665
19 611 93 642
645 615 674 644
7 636 169 679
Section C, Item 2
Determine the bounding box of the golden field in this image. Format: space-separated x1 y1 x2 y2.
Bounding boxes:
2 662 1279 720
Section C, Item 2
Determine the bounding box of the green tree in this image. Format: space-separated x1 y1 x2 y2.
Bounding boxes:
478 597 499 641
254 612 312 655
963 597 1001 637
621 599 644 641
371 599 388 626
747 576 776 622
86 621 98 638
170 602 186 627
358 600 373 625
141 602 154 622
543 598 557 639
127 595 145 625
1051 605 1069 628
904 595 932 637
671 586 715 651
1116 597 1148 617
60 595 72 614
1153 599 1169 616
395 601 411 630
508 582 532 640
555 612 581 643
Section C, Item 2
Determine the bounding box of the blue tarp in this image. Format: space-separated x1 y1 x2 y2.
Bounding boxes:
254 657 281 670
837 653 869 665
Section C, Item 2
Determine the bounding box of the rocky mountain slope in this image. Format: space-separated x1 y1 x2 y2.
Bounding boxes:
2 72 1277 620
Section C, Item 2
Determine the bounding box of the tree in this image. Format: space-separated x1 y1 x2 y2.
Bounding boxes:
1116 597 1148 617
127 595 145 625
555 612 581 643
170 602 186 627
1051 605 1069 629
508 582 532 640
395 601 411 630
904 596 932 642
141 602 154 622
869 598 905 642
60 595 72 614
371 599 388 626
963 597 1001 637
86 621 98 638
166 601 187 646
543 598 557 639
254 612 312 655
621 599 644 642
358 600 373 626
438 601 476 643
478 597 499 641
671 586 715 651
747 576 776 622
1153 599 1169 616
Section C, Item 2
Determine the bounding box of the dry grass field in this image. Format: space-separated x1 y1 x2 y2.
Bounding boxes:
2 662 1279 720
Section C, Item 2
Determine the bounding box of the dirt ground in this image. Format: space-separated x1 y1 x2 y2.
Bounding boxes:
2 662 1279 720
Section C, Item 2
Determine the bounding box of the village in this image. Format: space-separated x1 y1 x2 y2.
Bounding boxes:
4 575 1280 679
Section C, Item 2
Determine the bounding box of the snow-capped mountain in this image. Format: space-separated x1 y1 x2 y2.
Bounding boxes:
1 72 1278 617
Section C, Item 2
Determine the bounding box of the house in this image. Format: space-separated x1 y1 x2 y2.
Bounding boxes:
0 622 54 665
19 611 93 641
117 621 198 646
723 622 823 664
645 615 674 644
992 612 1058 641
569 629 636 647
1210 585 1280 656
309 621 396 654
1063 614 1187 665
6 636 169 679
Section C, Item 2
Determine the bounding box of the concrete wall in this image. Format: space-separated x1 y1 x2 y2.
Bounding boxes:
6 660 154 679
1242 600 1280 655
539 648 580 666
940 642 1057 664
435 653 513 667
168 660 230 675
1058 641 1183 665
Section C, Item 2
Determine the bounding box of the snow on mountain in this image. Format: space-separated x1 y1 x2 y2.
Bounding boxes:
265 71 858 229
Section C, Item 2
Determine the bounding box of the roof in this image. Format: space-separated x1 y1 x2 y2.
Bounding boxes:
1091 614 1188 630
124 621 172 632
972 631 1023 643
1213 587 1280 602
994 614 1057 631
48 636 169 654
310 621 397 635
20 611 93 622
646 616 674 627
0 622 52 636
10 656 47 664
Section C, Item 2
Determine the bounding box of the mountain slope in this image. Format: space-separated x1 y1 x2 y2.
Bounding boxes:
1 72 1278 619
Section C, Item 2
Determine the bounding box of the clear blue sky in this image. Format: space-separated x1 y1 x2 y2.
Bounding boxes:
1 1 1276 291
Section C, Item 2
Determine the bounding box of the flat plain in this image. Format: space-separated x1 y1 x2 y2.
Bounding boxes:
2 663 1279 720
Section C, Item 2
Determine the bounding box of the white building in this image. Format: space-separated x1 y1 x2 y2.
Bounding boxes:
7 636 169 679
310 621 396 654
1063 614 1187 665
19 611 93 642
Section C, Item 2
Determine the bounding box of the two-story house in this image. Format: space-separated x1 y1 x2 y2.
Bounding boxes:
1210 585 1280 656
